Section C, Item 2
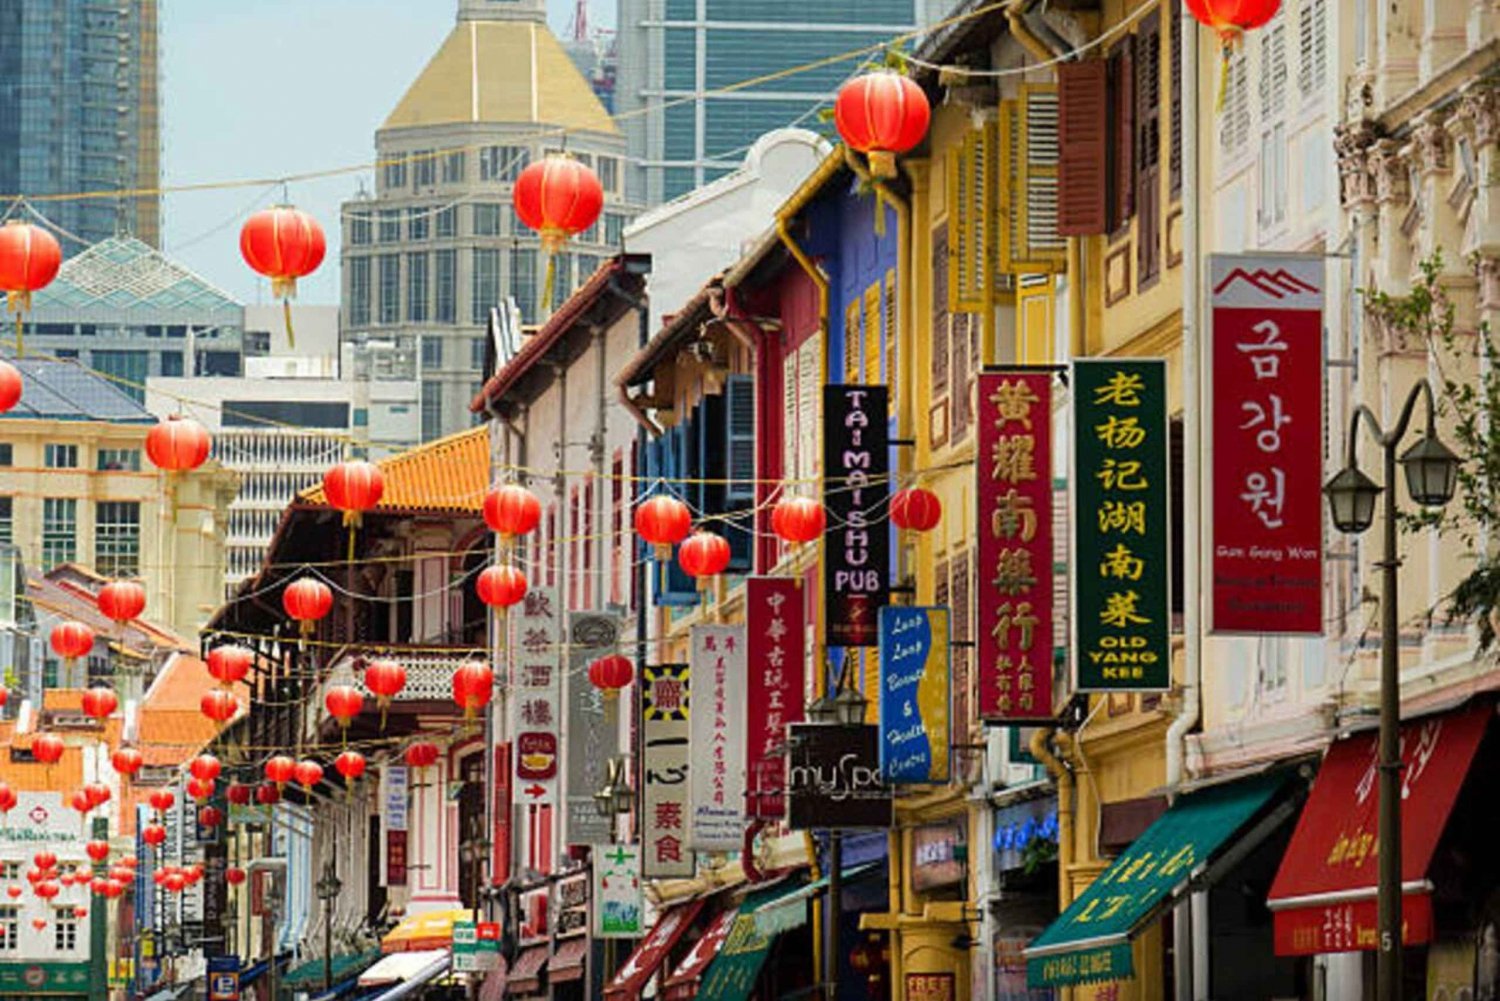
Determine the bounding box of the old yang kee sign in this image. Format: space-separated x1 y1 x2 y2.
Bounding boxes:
824 385 891 647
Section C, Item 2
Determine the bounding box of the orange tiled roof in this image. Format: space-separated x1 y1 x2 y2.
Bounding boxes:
42 689 86 713
135 653 243 764
299 426 488 515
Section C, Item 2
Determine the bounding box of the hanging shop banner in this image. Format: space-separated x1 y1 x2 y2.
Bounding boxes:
592 843 644 939
1072 359 1171 691
512 588 562 808
746 577 805 820
565 613 622 847
976 371 1056 720
641 663 693 878
786 723 893 830
688 624 747 852
823 384 890 648
1209 253 1325 634
877 606 951 784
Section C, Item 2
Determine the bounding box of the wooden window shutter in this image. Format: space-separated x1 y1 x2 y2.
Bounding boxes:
1135 9 1162 286
950 312 972 443
1000 85 1065 273
1016 273 1055 365
930 224 951 449
724 374 755 505
863 283 881 386
883 268 897 412
1057 60 1109 236
1107 35 1136 235
1169 0 1183 197
844 298 862 382
949 125 996 310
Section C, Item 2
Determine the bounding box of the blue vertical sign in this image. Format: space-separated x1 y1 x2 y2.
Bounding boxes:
878 606 952 783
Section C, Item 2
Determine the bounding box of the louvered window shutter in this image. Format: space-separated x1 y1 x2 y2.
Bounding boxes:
724 374 755 505
931 224 951 450
949 125 996 310
798 337 819 480
1009 85 1065 272
1136 10 1163 286
1298 0 1327 97
862 284 881 386
1107 36 1136 234
883 269 898 405
658 421 697 604
951 550 972 747
951 313 972 443
1058 60 1109 235
844 299 862 383
1169 0 1183 197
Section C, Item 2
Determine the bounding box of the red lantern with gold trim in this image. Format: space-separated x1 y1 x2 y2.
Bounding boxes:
771 496 826 545
31 733 63 766
142 824 166 847
0 220 63 354
834 71 931 178
145 415 211 473
634 495 691 560
111 748 143 779
512 156 604 255
148 789 174 813
292 760 323 792
484 484 542 539
677 530 731 590
587 654 633 702
80 686 117 721
225 867 247 886
476 566 527 610
404 741 440 771
84 782 110 808
96 580 145 625
890 487 942 533
282 578 333 635
363 659 406 706
263 755 295 787
0 361 19 414
323 460 384 527
451 661 493 718
189 754 221 783
1184 0 1281 43
334 750 367 781
323 685 364 729
239 205 326 349
206 645 252 687
49 621 94 662
200 689 239 725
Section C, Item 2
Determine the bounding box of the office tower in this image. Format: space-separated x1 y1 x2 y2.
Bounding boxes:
0 0 161 246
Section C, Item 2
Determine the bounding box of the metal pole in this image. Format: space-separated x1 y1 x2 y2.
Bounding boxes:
826 830 842 1001
1376 439 1402 1001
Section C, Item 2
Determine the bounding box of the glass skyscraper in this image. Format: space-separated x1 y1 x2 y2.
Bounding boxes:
0 0 161 247
615 0 947 204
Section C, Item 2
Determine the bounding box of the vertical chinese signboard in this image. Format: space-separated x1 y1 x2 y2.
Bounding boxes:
877 606 951 783
592 843 644 938
640 663 692 878
512 588 562 808
746 577 804 819
688 624 746 852
1073 359 1171 691
976 371 1055 720
565 613 620 846
824 384 890 647
1209 254 1325 634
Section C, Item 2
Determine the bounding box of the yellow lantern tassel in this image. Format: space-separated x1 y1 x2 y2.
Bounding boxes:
282 298 296 351
541 254 557 318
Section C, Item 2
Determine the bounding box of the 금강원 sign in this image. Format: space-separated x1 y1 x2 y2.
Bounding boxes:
1209 254 1325 634
1072 359 1171 691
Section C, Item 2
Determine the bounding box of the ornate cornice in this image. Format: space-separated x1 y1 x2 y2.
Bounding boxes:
1409 109 1452 177
1458 80 1500 148
1335 120 1381 208
1370 137 1411 205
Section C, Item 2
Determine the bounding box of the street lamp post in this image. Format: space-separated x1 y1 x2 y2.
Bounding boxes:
1323 378 1459 1001
314 862 342 994
807 669 867 1001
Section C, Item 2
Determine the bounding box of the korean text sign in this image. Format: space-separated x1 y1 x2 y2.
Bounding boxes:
877 606 951 783
640 663 692 877
688 624 746 851
746 577 804 819
976 371 1055 720
1209 254 1324 634
1072 359 1171 691
511 587 562 807
823 384 890 647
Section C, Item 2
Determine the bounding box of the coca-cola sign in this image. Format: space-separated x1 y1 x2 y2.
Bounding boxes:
786 723 893 830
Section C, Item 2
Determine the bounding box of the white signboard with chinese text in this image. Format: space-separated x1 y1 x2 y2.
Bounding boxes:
511 587 562 809
688 624 746 852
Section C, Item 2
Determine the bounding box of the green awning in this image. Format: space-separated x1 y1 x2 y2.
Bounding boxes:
753 863 882 936
698 882 809 1001
283 949 383 989
1025 774 1285 989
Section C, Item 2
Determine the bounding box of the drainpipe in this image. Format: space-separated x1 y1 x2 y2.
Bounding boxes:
1029 728 1075 908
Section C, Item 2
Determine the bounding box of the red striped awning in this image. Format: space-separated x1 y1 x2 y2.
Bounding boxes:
603 899 707 1001
662 910 736 1001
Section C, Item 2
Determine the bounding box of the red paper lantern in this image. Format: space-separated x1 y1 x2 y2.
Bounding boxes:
33 852 56 872
239 206 326 300
770 496 826 545
890 487 942 533
89 879 107 896
148 789 174 813
677 530 731 589
189 754 221 783
84 782 110 808
185 863 204 885
198 806 223 828
206 645 253 686
103 879 125 899
72 866 91 882
834 71 932 178
31 734 63 765
334 750 367 781
0 783 15 813
451 661 494 717
226 783 252 806
587 654 634 697
484 484 542 538
634 495 692 559
512 156 605 253
24 869 42 885
323 459 384 529
263 755 296 786
34 881 59 900
69 791 92 815
282 578 333 632
0 361 19 414
0 220 62 313
86 841 110 863
80 686 118 721
476 566 528 609
5 886 19 900
200 689 239 725
31 919 47 931
225 867 247 886
1184 0 1281 43
292 760 323 791
111 748 143 778
186 777 215 802
0 686 7 707
145 414 211 473
363 659 407 705
49 621 94 661
72 907 87 921
404 742 440 770
142 824 166 847
256 784 281 806
96 580 146 625
119 857 138 869
164 872 187 893
324 685 363 727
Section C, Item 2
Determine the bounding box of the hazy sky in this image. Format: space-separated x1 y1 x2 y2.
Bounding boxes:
160 0 599 305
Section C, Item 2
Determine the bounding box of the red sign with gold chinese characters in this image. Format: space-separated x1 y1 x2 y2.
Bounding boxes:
746 577 804 819
976 371 1054 721
1210 254 1325 634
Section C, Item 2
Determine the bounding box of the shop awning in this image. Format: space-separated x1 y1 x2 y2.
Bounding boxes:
697 882 815 1001
662 910 737 1001
477 961 509 1001
284 949 384 988
1267 700 1492 955
602 898 707 1001
307 974 366 1001
753 864 881 935
381 908 472 953
547 937 588 984
1025 773 1288 989
359 949 451 987
359 952 450 1001
504 945 549 996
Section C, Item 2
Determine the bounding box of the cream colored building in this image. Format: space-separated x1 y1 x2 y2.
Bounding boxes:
0 359 237 638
